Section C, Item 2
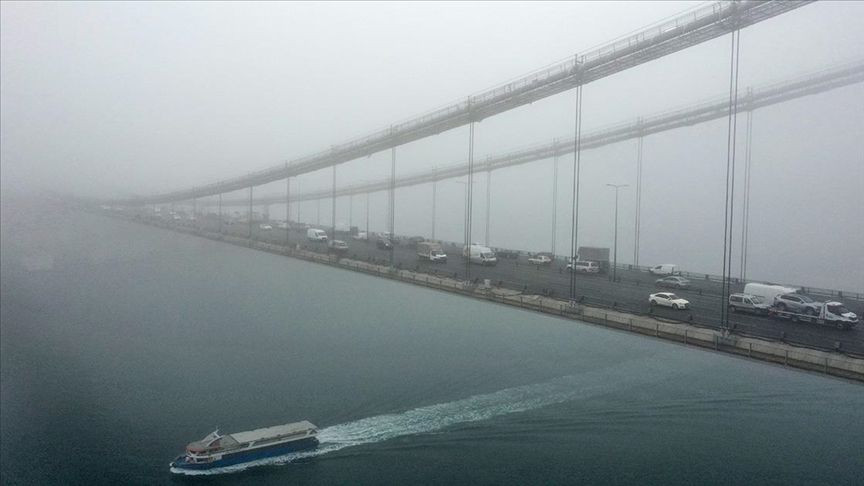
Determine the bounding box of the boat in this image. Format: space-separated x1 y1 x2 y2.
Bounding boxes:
170 420 319 471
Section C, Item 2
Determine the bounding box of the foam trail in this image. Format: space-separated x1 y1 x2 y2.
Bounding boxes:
172 355 671 475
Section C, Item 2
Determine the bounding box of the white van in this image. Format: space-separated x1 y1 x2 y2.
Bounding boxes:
649 264 678 276
463 245 497 266
306 228 328 242
568 260 600 273
743 283 798 305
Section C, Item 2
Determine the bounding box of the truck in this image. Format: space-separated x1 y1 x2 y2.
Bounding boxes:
463 244 497 266
576 246 610 274
769 301 859 330
743 283 798 305
495 249 520 260
417 241 447 262
649 264 678 276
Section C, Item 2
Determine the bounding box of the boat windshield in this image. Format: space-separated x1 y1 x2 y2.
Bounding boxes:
187 431 239 453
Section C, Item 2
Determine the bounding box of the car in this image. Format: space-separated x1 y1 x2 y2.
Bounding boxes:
328 240 349 253
567 260 600 273
276 221 289 229
376 238 393 250
259 224 273 230
773 293 822 315
407 236 425 249
649 292 690 310
655 276 690 289
352 231 368 241
728 293 770 315
528 255 552 265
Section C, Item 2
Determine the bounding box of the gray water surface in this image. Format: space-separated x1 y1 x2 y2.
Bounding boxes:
1 205 862 485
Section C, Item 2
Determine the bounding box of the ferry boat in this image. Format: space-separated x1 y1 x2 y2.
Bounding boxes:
170 420 319 471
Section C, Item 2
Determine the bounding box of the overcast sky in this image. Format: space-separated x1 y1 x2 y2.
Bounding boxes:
2 1 863 291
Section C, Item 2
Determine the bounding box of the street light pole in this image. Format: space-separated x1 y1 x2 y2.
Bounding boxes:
606 183 628 283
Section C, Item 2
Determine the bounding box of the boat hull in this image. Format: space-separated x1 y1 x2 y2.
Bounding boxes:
170 436 318 471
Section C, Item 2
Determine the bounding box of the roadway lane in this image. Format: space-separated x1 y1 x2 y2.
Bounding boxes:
186 218 864 356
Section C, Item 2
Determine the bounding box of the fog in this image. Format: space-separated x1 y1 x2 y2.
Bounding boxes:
2 1 863 291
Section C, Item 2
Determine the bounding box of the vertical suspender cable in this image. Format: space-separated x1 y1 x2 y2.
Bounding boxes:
285 162 291 246
740 104 754 281
551 141 559 256
332 165 337 242
569 81 584 301
465 120 475 281
389 145 396 267
248 186 253 239
432 169 437 240
634 128 644 267
721 26 742 329
485 166 491 247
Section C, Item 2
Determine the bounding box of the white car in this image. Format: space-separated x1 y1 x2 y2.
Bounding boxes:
259 223 273 230
649 292 690 310
352 231 368 241
276 221 289 229
328 240 349 252
528 255 552 265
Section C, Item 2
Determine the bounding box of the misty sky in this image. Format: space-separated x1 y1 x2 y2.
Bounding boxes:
2 1 863 291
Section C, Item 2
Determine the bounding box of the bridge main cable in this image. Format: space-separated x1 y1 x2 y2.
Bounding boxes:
213 59 864 207
117 1 811 206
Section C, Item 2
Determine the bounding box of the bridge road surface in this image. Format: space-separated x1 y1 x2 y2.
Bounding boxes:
192 218 863 356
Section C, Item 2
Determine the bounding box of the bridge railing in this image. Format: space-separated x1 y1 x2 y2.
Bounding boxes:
117 210 863 361
432 272 861 359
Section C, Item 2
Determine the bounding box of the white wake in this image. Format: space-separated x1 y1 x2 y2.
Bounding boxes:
171 355 670 475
